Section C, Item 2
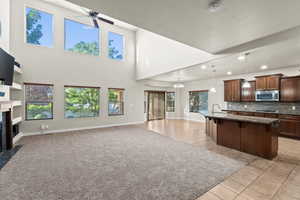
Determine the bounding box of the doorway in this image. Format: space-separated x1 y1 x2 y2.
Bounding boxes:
147 91 165 121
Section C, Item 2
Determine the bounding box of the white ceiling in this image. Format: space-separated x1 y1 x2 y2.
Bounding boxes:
66 0 300 53
150 37 300 82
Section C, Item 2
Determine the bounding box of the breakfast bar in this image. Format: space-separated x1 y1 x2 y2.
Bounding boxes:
205 113 279 159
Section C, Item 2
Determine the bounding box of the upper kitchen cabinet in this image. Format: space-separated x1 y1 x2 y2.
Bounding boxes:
241 81 256 102
224 79 242 102
281 76 300 102
255 74 283 91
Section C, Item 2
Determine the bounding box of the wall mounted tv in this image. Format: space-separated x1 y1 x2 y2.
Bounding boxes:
0 48 15 86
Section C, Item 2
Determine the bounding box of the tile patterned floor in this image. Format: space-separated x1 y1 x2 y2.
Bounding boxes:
141 119 300 200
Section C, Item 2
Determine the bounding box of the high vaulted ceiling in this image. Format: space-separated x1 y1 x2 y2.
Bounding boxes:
150 37 300 82
66 0 300 53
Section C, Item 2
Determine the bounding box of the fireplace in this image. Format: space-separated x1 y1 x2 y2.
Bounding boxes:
0 110 13 153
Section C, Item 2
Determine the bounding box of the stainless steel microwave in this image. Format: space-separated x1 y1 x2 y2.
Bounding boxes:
255 90 279 101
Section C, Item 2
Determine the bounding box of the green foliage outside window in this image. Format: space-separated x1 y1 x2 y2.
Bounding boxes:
68 41 99 56
26 103 52 120
25 84 53 120
26 7 53 47
65 87 100 118
108 89 124 115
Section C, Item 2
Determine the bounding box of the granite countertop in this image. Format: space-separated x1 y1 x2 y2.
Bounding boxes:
205 112 279 125
222 109 300 116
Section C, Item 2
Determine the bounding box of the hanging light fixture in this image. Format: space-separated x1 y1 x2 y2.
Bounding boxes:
173 83 184 88
241 52 251 88
242 81 251 88
173 72 184 88
210 65 217 93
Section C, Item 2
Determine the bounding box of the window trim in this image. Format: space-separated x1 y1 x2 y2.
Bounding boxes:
64 85 101 119
24 6 54 48
64 18 101 57
108 88 125 116
166 91 176 113
189 90 209 113
24 83 54 121
107 31 125 61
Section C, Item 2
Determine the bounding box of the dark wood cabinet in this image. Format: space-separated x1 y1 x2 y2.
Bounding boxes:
225 111 300 139
279 115 300 138
217 120 241 151
255 74 282 91
224 79 242 102
241 81 256 102
281 76 300 102
214 118 278 159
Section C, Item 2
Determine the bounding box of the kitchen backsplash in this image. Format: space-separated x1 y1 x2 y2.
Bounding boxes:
227 102 300 113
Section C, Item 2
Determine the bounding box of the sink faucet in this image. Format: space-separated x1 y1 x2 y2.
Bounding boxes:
212 104 221 113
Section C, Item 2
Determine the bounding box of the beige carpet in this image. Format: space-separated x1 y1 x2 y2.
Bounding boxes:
0 126 248 200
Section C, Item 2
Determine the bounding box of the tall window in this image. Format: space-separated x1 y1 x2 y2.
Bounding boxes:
166 92 175 112
26 7 53 47
25 83 54 120
64 86 100 118
64 19 100 56
108 88 124 116
189 90 208 114
108 32 124 60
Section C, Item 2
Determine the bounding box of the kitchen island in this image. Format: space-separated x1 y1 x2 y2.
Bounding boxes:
205 112 279 159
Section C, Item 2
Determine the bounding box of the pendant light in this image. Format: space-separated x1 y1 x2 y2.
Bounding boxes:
241 52 251 88
173 72 184 88
210 65 217 93
242 81 251 88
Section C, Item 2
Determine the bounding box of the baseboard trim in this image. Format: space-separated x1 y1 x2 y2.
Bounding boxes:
24 121 145 137
166 117 184 120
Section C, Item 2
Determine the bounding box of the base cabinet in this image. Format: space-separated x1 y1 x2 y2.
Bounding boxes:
215 119 278 159
217 120 241 151
225 111 300 139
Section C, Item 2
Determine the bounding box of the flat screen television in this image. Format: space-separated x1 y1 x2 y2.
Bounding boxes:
0 48 15 86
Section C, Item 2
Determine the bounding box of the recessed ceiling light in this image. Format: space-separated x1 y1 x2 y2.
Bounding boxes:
201 65 207 70
227 71 232 75
261 65 268 70
238 55 246 61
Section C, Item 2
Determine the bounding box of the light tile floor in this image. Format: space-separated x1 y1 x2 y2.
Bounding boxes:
141 119 300 200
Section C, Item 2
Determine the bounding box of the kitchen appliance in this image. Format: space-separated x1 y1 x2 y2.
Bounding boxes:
255 90 279 102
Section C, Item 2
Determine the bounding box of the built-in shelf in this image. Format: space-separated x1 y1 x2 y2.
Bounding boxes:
12 100 22 107
14 66 23 74
10 82 22 90
12 117 22 125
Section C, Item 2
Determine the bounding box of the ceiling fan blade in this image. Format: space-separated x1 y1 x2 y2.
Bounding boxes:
97 16 114 25
92 18 99 28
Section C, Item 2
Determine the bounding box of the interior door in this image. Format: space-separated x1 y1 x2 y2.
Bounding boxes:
147 91 165 121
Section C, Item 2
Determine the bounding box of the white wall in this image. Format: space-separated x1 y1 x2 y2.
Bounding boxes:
181 66 300 122
0 0 11 52
136 29 216 80
9 0 148 135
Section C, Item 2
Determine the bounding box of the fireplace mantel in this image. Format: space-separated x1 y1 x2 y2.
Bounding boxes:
0 102 12 112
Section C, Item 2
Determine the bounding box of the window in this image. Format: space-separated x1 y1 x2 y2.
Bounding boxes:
189 90 208 114
64 86 100 118
108 32 124 60
25 83 53 120
26 7 53 47
166 92 175 112
64 19 99 56
108 88 124 116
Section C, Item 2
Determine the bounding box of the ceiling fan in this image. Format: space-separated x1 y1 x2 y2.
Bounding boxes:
78 8 114 28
